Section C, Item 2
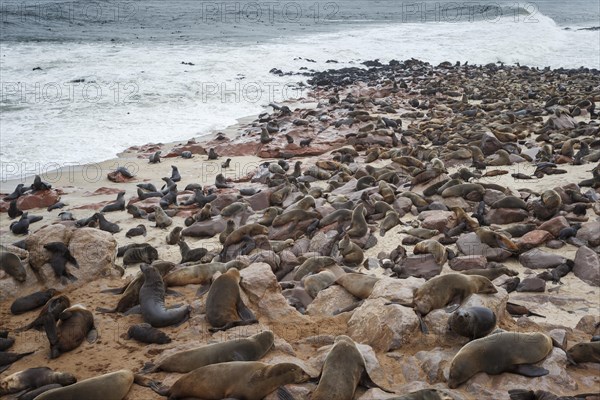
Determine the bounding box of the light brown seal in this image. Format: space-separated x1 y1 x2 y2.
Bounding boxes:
34 369 134 400
338 235 364 267
413 240 448 265
448 332 553 388
335 273 380 299
141 330 275 373
0 367 76 396
43 304 97 359
567 341 600 364
346 204 368 238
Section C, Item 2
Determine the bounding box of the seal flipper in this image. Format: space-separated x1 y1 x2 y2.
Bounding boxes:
101 286 128 295
87 328 99 344
333 300 364 315
96 307 117 314
416 311 429 334
0 365 10 374
507 364 549 377
508 389 536 400
359 371 393 393
123 305 142 315
140 362 157 374
236 298 256 321
165 288 183 297
277 387 297 400
135 375 170 396
195 283 211 297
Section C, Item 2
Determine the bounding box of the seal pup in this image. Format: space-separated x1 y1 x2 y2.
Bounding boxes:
43 304 97 359
166 226 183 245
3 183 26 200
338 235 364 267
141 330 275 373
30 175 51 191
0 367 76 396
221 158 231 168
8 200 23 219
149 151 161 163
178 239 207 263
122 245 159 265
567 341 600 364
347 204 368 238
205 268 257 332
16 295 71 332
0 352 35 373
10 289 58 315
146 361 309 400
312 335 388 399
34 369 134 400
100 192 125 212
126 204 147 219
93 213 121 233
10 213 30 235
215 173 233 189
153 206 172 228
170 165 181 182
208 148 219 160
448 306 496 340
43 242 79 283
447 332 554 388
126 224 147 238
139 264 190 328
0 250 27 282
125 323 171 344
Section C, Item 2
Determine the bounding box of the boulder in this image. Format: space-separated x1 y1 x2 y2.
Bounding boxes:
419 210 457 232
538 216 569 237
519 249 567 269
576 220 600 247
485 208 529 225
516 230 554 250
307 285 358 317
16 190 61 210
449 255 488 271
456 232 512 261
347 298 419 352
573 246 600 286
397 254 442 279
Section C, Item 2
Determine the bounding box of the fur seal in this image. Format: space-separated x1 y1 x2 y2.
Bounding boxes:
178 239 207 263
0 367 76 396
303 270 337 298
0 336 14 351
149 150 161 163
205 268 257 332
312 335 386 399
170 165 181 182
208 148 219 160
123 245 158 265
93 213 121 233
448 306 496 340
0 250 26 282
43 304 97 359
0 351 35 373
125 224 147 238
223 223 269 247
475 228 519 252
34 369 134 400
16 295 71 332
219 220 236 244
380 210 400 236
126 323 171 344
139 264 190 328
100 192 125 212
163 260 246 289
215 173 233 189
147 361 309 400
221 158 231 168
335 273 380 299
8 200 23 219
166 226 183 245
462 265 518 281
294 256 337 280
448 332 553 388
153 206 173 228
10 289 58 315
413 240 448 265
491 196 528 210
338 235 364 267
142 330 274 373
44 242 79 282
347 204 368 238
441 183 485 201
10 213 29 234
567 341 600 364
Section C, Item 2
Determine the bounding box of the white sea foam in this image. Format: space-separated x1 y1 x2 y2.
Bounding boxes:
0 13 598 180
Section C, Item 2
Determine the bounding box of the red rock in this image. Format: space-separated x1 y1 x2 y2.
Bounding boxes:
538 216 569 237
485 208 529 225
573 246 600 287
72 202 108 211
132 197 161 212
166 142 207 157
419 210 457 232
16 190 60 210
107 171 135 183
517 230 554 250
0 200 9 212
83 187 123 196
246 190 271 211
448 255 487 271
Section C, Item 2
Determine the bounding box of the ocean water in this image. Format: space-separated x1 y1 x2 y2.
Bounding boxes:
1 0 599 181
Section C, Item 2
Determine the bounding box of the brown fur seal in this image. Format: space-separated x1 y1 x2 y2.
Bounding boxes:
448 332 553 388
16 295 71 332
147 361 309 400
178 239 207 263
43 304 97 359
0 249 27 282
319 208 352 227
153 206 173 228
303 270 337 298
272 209 320 227
223 223 269 247
338 235 364 267
97 261 174 314
567 341 600 364
10 289 58 315
139 264 190 328
163 260 246 289
34 369 134 400
380 210 400 236
294 256 337 280
448 306 496 340
219 220 236 243
166 226 183 245
347 204 368 238
125 323 171 344
205 268 257 332
413 240 448 265
312 335 386 399
335 273 380 299
492 196 528 209
442 183 485 201
142 330 274 373
0 367 76 396
476 228 519 252
123 245 159 265
258 208 279 226
462 265 518 280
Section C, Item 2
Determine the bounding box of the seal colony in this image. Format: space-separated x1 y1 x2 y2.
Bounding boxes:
0 59 599 399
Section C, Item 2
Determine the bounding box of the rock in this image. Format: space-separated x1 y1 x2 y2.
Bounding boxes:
576 220 600 247
545 240 565 249
308 231 338 255
392 197 413 214
246 190 271 211
397 254 442 279
68 228 117 278
575 315 600 335
519 249 567 269
538 216 570 237
449 255 488 271
547 113 576 130
485 208 529 225
516 277 546 292
440 196 471 210
368 277 424 304
456 232 512 261
548 329 567 348
239 262 310 334
481 132 503 155
517 230 554 250
347 298 419 352
419 210 457 232
414 348 455 383
573 246 600 286
25 224 74 270
483 189 506 206
132 197 161 212
307 286 358 316
107 170 134 183
16 190 61 210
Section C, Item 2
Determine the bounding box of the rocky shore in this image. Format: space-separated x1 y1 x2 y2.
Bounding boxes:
1 59 599 399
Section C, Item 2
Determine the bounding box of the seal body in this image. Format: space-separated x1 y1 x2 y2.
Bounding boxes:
146 330 274 373
205 268 256 331
0 250 26 282
0 367 76 396
34 369 134 400
567 341 600 364
139 264 190 328
448 306 496 340
127 323 171 344
448 332 553 388
44 304 96 359
164 361 308 400
10 289 57 315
